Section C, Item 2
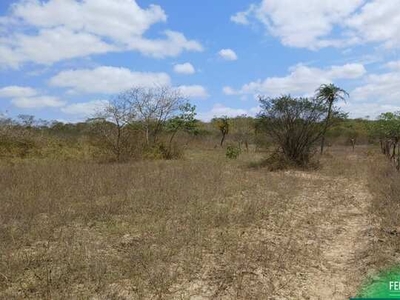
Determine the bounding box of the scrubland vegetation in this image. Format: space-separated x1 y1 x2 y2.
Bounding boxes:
1 84 400 299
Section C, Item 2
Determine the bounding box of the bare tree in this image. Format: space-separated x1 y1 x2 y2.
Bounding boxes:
94 95 136 161
122 86 186 145
231 115 254 151
17 114 35 128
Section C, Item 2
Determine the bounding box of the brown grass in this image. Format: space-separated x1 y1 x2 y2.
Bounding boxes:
0 145 382 299
0 153 317 299
364 148 400 271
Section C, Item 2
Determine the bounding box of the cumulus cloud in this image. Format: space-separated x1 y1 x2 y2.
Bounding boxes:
0 86 38 98
128 31 202 59
222 86 237 95
218 49 238 61
11 96 66 109
10 27 116 66
346 0 400 49
339 102 400 119
224 63 366 97
231 0 362 49
173 62 195 74
232 0 400 50
352 72 400 103
0 0 203 68
385 60 400 71
61 100 109 117
230 5 256 25
49 66 171 94
176 85 208 99
0 85 65 109
197 104 259 121
10 0 167 41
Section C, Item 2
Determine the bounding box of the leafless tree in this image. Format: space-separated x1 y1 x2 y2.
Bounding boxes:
123 86 186 145
94 95 136 161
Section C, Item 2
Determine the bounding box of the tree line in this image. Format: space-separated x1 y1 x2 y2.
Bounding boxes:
0 83 393 168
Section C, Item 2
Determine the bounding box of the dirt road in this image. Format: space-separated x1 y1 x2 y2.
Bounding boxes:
280 153 373 299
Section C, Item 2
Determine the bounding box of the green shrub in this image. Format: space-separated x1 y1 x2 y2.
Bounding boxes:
226 145 241 159
143 142 184 160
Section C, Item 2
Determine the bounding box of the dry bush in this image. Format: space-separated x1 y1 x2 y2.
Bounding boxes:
142 141 184 160
0 156 318 299
365 153 400 270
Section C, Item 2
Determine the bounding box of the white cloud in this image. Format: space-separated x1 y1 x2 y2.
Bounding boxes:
11 96 66 109
222 86 237 95
197 104 258 121
0 86 38 98
352 72 400 103
231 5 256 25
61 100 109 117
173 62 195 74
339 102 400 119
225 63 366 97
0 85 65 109
50 66 171 94
218 49 238 61
385 60 400 71
231 0 363 49
177 85 208 99
346 0 400 49
0 0 202 68
232 0 400 50
231 0 400 50
343 62 400 118
11 0 167 42
13 27 116 65
128 31 203 59
0 45 23 69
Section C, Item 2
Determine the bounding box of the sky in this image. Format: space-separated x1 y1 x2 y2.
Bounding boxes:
0 0 400 122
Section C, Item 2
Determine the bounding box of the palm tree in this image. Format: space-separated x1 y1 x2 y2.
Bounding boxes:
316 83 349 154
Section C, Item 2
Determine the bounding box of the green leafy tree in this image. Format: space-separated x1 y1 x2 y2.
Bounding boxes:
376 112 400 159
316 83 349 154
213 116 230 147
258 95 330 167
165 103 198 150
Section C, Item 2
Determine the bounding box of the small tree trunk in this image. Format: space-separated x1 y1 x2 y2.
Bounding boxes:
168 130 178 152
145 127 149 145
116 125 121 162
220 133 226 147
386 140 391 158
397 142 400 171
351 139 355 151
320 101 333 155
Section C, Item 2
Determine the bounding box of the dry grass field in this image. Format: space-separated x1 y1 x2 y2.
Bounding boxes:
0 146 395 299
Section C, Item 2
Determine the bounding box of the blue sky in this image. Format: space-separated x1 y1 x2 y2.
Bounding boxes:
1 0 400 122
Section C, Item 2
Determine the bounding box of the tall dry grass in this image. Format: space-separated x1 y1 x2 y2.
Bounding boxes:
364 151 400 270
0 155 319 299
